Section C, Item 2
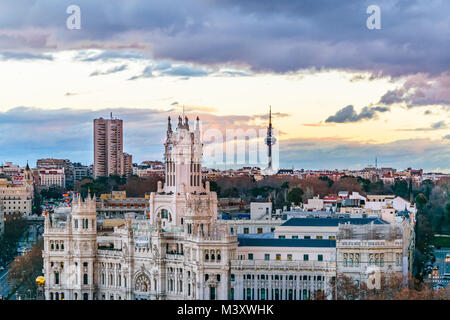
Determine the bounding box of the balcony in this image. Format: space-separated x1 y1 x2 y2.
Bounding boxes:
230 259 336 271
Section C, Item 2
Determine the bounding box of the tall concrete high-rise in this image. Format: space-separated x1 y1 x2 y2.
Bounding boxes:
93 116 124 178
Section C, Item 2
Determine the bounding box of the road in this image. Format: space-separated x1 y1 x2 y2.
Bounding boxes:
0 264 15 300
428 248 450 288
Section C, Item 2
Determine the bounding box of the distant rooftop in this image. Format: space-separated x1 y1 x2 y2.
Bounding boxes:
280 217 387 227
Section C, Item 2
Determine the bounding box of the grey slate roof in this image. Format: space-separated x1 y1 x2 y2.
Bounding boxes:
280 217 387 227
237 237 336 248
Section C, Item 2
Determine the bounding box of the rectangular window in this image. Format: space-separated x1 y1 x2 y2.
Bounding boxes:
304 236 311 239
316 236 323 240
244 228 249 234
264 254 270 261
303 254 309 261
287 254 292 261
248 253 253 260
278 235 286 239
276 254 281 261
318 254 323 262
257 228 263 234
292 235 298 239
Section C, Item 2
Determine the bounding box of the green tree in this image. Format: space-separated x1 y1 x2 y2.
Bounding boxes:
209 180 221 196
287 187 304 205
319 176 334 187
392 180 409 199
415 193 428 211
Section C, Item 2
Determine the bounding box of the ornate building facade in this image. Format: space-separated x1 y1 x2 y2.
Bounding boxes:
42 115 407 300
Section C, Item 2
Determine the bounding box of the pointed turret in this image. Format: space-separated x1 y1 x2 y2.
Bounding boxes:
195 116 200 132
184 116 189 130
167 116 172 135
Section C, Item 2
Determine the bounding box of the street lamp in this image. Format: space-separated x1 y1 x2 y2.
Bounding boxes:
36 276 45 300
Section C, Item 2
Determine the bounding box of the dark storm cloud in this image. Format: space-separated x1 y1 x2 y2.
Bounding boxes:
0 51 53 61
0 1 450 77
76 50 145 62
379 73 450 108
128 62 212 80
325 105 390 123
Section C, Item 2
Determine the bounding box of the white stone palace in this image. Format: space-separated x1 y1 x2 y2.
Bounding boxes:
42 115 410 300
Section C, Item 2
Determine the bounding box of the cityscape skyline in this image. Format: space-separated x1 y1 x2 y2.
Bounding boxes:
0 1 449 172
0 109 448 173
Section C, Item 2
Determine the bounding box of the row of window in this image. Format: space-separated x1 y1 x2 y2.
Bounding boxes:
73 218 95 229
237 287 322 300
244 253 324 262
278 235 335 240
234 274 325 282
342 253 402 267
204 249 222 262
101 273 127 288
50 240 65 251
49 292 65 300
190 174 201 187
343 253 360 267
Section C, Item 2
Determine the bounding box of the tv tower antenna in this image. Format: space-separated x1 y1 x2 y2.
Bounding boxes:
264 106 276 175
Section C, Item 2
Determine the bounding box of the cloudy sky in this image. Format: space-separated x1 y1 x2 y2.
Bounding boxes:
0 0 449 172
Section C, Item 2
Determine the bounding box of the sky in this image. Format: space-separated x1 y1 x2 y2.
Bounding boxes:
0 0 449 172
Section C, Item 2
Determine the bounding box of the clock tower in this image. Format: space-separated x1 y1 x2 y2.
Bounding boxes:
164 115 203 194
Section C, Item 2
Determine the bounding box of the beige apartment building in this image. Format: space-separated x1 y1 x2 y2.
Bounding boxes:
94 117 125 178
0 165 34 217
